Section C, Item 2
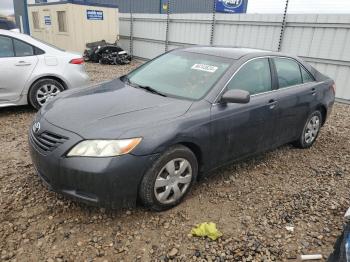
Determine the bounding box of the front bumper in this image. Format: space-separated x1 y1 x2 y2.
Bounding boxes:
28 117 158 208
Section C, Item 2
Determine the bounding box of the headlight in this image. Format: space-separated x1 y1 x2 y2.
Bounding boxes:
67 138 142 157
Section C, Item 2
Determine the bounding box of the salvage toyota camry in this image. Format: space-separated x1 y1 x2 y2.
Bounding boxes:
29 47 335 211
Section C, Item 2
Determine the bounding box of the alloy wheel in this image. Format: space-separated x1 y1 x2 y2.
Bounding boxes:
304 115 320 144
154 158 192 204
36 84 61 106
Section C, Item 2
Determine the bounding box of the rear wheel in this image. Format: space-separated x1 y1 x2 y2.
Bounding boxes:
139 145 198 211
29 78 64 110
293 110 322 148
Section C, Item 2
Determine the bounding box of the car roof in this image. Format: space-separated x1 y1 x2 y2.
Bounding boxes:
181 46 275 60
0 29 68 54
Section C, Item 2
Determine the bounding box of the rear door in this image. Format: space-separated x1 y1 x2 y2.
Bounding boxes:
271 57 318 145
0 35 38 102
210 57 279 165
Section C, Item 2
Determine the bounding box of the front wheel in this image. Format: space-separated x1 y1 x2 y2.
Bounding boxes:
139 145 198 211
293 110 322 148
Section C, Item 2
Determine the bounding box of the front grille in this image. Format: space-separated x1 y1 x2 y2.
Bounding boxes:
30 130 68 152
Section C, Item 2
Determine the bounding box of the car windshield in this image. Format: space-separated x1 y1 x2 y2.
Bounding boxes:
127 51 232 100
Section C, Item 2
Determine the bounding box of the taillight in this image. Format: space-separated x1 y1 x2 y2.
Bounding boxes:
331 83 336 94
69 58 84 64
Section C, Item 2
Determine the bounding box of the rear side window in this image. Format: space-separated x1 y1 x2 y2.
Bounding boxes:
34 47 45 55
300 66 314 83
13 39 34 56
0 36 14 57
274 58 302 88
227 58 272 95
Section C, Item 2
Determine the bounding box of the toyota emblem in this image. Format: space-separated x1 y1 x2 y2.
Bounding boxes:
32 122 41 133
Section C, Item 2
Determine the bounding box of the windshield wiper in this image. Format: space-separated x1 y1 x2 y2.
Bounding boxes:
135 84 167 97
121 75 167 97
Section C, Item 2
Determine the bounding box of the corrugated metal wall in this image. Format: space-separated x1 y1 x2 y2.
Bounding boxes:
281 15 350 101
119 13 350 101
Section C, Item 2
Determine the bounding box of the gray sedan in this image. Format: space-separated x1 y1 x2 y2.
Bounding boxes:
29 47 335 211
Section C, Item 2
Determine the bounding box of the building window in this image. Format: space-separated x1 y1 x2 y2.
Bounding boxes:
57 11 67 32
32 12 39 29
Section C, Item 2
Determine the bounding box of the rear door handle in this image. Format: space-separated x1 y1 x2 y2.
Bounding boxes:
15 61 31 66
268 99 278 110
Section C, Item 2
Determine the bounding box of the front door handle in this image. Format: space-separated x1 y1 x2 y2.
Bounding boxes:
268 99 278 110
15 61 31 66
310 88 316 96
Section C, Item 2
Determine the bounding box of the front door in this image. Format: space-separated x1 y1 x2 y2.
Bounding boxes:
210 58 278 166
0 35 38 102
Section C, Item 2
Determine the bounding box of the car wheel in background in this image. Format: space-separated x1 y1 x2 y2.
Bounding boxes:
293 110 322 149
29 78 65 110
139 145 198 211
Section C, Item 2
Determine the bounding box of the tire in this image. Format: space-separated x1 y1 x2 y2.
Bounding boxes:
139 145 198 211
29 78 65 110
293 110 322 149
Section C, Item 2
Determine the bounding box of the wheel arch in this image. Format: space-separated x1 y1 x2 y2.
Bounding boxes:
148 139 204 176
26 75 68 105
178 141 202 171
315 104 327 126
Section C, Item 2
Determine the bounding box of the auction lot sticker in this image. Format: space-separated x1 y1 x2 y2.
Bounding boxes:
191 64 218 73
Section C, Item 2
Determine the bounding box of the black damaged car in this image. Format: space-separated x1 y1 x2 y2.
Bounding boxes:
29 46 335 211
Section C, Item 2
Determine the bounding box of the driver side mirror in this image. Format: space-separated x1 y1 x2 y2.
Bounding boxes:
221 89 250 104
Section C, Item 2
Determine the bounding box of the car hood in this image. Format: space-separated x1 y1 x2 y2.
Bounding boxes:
41 78 193 139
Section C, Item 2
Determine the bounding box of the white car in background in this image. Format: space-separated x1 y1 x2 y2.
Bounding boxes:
0 29 89 109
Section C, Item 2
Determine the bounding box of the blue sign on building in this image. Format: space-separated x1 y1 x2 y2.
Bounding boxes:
86 10 104 20
216 0 248 13
44 16 51 25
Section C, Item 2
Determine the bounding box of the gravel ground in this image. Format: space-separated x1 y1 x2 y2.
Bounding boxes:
0 61 350 262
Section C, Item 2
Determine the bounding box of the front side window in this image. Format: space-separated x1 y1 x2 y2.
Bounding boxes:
227 58 272 95
0 36 14 57
127 51 232 100
57 11 67 32
13 39 34 56
274 57 302 88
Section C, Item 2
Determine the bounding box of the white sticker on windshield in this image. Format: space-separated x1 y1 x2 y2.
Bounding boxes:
191 64 218 73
